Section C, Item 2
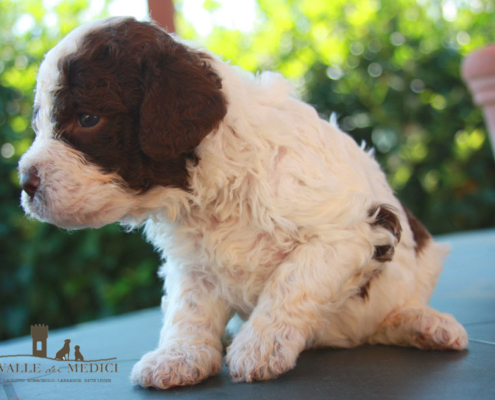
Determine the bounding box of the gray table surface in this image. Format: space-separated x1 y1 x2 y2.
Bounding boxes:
1 229 494 400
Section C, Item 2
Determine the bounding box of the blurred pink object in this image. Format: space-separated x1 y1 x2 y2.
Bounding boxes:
461 44 495 157
148 0 175 33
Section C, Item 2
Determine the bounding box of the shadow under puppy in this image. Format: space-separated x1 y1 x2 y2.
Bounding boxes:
18 17 468 390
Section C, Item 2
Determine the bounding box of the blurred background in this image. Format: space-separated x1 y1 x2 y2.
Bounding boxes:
1 0 494 341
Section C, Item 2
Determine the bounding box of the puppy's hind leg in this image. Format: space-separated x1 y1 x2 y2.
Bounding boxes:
369 304 468 351
226 237 378 382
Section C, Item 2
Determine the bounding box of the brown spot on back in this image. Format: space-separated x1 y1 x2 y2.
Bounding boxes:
402 204 432 254
373 245 394 262
358 269 382 300
368 204 402 262
358 279 371 300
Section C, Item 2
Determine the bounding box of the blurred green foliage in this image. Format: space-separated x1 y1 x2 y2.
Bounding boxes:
0 0 162 341
1 0 494 340
177 0 495 233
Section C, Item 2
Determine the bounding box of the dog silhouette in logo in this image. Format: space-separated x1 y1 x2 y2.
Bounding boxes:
55 339 71 360
74 345 84 361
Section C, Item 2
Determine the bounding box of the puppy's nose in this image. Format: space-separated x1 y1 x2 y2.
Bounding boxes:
20 168 41 197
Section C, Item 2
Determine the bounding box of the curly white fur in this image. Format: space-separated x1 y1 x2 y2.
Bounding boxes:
18 17 468 390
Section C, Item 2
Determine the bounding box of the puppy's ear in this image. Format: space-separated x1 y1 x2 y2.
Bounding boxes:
139 31 227 161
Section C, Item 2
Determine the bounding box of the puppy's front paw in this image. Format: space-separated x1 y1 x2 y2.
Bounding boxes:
130 343 222 389
226 324 303 382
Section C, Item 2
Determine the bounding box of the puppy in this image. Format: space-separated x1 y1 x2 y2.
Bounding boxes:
55 339 70 361
19 17 468 389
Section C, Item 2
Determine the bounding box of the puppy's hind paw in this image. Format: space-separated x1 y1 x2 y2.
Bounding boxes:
371 305 469 351
416 313 469 351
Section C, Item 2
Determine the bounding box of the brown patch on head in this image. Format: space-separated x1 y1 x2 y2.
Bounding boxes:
369 204 402 262
402 204 431 254
52 18 227 192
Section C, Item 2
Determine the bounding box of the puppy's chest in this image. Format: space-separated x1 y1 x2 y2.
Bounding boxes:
178 216 293 307
199 226 286 275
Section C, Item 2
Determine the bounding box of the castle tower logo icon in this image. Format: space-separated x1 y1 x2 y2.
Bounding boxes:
31 324 48 358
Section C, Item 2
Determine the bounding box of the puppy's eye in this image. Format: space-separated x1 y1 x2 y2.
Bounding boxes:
78 114 100 128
